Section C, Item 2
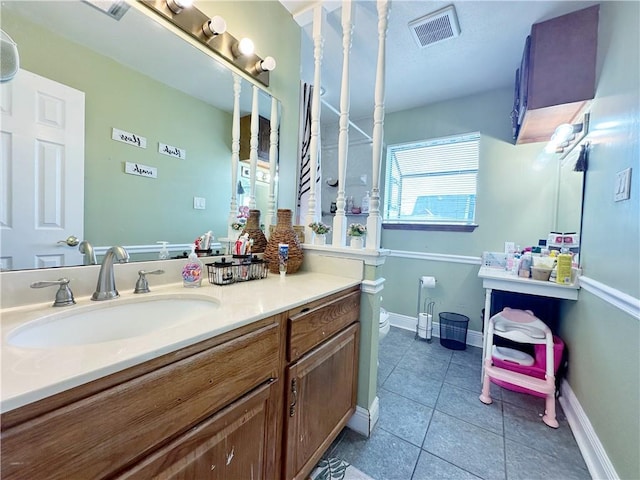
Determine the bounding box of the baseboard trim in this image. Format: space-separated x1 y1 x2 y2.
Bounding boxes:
347 396 379 438
559 381 619 480
388 311 483 348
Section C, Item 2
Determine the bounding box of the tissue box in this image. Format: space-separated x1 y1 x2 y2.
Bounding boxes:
482 251 507 268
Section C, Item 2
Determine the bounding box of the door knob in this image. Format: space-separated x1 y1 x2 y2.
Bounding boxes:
58 235 79 247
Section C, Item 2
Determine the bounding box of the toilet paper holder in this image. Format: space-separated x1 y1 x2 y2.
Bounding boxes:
416 276 436 342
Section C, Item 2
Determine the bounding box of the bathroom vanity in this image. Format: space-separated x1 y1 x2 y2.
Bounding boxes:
0 273 361 480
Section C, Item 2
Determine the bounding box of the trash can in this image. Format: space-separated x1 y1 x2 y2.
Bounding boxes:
439 312 469 350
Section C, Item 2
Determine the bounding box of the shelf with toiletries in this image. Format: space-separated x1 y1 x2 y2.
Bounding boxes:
478 265 579 300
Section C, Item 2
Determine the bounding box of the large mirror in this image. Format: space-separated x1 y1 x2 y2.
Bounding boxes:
0 0 279 271
554 149 586 251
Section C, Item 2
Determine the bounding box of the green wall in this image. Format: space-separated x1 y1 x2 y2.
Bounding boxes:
559 3 639 478
380 88 559 328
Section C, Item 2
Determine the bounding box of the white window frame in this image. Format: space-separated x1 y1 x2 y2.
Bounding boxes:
383 132 480 232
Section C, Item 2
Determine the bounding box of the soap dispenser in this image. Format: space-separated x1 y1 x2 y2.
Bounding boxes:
182 244 203 288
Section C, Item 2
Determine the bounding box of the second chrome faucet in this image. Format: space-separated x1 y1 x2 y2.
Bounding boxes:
92 246 129 301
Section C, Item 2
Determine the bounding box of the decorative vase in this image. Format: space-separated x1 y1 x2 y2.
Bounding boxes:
350 236 364 249
313 233 326 245
240 209 268 253
264 209 304 274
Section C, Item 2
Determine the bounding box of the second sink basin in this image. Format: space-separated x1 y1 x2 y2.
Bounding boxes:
8 295 220 348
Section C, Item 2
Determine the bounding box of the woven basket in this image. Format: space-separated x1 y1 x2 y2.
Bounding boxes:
240 209 267 253
264 209 303 274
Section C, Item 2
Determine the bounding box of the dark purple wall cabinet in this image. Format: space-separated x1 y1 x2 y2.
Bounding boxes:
513 5 600 144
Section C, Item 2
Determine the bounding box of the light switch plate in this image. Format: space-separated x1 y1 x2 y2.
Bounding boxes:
614 168 632 202
193 197 206 209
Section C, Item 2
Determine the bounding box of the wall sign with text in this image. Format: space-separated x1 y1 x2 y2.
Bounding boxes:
125 162 157 179
112 128 147 148
158 142 186 160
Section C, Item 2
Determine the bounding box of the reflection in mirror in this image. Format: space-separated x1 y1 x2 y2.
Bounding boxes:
0 1 279 271
555 146 586 257
229 82 279 239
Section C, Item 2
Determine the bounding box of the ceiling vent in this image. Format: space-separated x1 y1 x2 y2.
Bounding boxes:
409 5 461 48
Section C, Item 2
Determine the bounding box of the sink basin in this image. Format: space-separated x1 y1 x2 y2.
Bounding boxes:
8 295 220 348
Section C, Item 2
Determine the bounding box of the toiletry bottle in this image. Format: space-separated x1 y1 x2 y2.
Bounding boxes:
505 244 515 272
346 196 354 212
556 247 572 285
362 191 370 214
182 244 203 287
512 246 521 275
278 243 289 277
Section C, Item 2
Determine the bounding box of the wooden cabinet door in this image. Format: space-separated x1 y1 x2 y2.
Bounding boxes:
118 379 280 480
283 323 359 480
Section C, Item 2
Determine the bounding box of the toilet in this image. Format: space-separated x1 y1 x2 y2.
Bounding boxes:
379 307 390 341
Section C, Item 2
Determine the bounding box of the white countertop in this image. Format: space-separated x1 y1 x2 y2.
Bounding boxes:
478 266 579 300
1 272 361 413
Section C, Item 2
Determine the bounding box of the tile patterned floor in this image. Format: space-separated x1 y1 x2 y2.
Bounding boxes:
328 327 590 480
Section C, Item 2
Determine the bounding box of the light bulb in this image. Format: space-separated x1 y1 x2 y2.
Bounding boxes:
166 0 193 14
553 123 577 143
233 38 255 57
255 56 276 73
202 16 226 38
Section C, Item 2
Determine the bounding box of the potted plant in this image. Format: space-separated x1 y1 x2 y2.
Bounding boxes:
230 219 246 231
347 223 366 248
309 221 331 245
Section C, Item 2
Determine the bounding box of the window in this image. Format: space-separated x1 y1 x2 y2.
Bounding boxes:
383 132 479 231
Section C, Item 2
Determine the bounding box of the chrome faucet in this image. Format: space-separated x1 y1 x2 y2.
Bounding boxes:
92 246 129 301
78 240 97 265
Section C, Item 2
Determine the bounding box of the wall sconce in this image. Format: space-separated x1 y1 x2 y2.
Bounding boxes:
141 0 275 86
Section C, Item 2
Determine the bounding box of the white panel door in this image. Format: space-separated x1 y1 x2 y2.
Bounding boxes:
0 69 85 270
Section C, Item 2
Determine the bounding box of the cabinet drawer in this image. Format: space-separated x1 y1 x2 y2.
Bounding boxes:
288 289 360 362
0 322 280 480
117 380 279 480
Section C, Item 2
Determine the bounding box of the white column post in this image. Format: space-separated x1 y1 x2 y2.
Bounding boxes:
248 85 259 209
264 97 279 238
332 0 354 247
227 74 242 239
304 5 325 244
366 0 390 251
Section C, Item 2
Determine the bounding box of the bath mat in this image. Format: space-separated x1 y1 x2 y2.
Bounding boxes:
309 457 374 480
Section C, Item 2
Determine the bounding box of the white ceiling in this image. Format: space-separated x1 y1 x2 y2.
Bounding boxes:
280 0 598 123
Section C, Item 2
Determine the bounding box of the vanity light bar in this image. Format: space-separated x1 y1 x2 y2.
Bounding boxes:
140 0 271 86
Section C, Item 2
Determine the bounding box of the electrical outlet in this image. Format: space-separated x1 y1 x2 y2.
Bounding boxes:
193 197 206 209
614 168 632 202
